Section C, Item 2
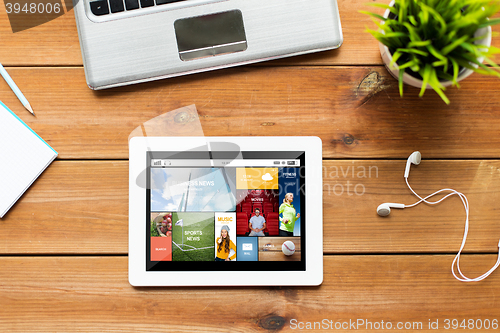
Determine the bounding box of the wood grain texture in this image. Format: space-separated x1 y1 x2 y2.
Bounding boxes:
2 160 500 255
2 67 500 159
0 0 499 66
0 7 81 66
0 161 127 254
326 160 500 254
0 256 499 332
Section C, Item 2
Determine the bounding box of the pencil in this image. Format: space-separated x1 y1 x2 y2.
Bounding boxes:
0 62 35 116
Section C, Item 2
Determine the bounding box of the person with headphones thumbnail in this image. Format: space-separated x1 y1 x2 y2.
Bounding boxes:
215 225 236 261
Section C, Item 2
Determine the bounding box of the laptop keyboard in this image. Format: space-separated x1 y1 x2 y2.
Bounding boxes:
90 0 187 15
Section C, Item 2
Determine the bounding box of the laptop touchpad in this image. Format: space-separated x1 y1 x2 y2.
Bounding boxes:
174 10 247 61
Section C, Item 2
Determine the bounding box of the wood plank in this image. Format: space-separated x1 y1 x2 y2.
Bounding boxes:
0 161 128 254
0 7 81 66
326 160 500 254
0 255 499 332
1 0 499 66
2 160 500 255
2 67 500 159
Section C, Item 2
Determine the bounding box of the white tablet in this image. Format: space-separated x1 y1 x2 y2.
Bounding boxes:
129 137 323 286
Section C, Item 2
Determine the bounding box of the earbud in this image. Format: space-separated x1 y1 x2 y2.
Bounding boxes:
376 203 405 217
378 150 500 282
404 151 421 178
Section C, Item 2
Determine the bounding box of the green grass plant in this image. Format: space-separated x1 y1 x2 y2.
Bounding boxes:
361 0 500 104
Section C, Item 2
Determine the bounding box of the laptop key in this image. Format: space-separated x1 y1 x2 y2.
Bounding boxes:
90 0 109 15
140 0 154 7
125 0 139 10
156 0 181 5
109 0 125 12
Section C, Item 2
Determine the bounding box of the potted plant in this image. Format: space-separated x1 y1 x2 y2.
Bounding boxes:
362 0 500 104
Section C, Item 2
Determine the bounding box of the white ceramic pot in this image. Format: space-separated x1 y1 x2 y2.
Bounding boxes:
380 1 492 89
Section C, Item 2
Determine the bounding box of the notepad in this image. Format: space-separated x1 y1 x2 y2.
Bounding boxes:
0 101 57 218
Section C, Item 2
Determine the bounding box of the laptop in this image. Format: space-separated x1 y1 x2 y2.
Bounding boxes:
129 137 323 286
73 0 343 89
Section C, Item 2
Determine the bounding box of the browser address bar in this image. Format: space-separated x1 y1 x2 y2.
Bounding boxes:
150 159 301 167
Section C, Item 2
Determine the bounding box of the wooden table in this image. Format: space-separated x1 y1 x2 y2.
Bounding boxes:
2 1 500 332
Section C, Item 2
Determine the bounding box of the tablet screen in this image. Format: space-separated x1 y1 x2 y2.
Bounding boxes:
146 151 306 271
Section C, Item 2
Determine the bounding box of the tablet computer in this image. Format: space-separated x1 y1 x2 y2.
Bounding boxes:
129 137 323 286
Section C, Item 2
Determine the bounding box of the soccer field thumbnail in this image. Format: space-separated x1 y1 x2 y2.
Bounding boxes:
171 212 215 261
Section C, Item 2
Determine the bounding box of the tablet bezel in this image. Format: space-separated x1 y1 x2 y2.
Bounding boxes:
129 136 323 286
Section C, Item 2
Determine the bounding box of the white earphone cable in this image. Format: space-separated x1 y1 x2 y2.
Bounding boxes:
404 178 500 282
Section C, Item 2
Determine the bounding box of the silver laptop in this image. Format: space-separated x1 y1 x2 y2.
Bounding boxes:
73 0 343 90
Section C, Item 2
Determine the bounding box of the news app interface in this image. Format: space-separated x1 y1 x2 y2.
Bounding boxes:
146 151 305 271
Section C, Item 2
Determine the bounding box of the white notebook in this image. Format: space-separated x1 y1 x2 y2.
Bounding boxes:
0 101 58 218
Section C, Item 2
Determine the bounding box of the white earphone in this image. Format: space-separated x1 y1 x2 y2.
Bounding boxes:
376 203 405 217
377 151 500 282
